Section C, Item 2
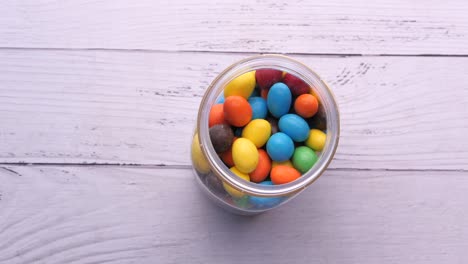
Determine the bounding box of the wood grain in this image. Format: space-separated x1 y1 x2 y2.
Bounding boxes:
1 0 468 55
0 50 467 170
0 166 466 264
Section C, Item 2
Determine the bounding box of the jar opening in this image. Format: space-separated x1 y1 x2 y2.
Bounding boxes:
198 54 340 197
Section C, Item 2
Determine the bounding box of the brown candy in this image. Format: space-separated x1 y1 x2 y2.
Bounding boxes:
209 124 234 153
307 106 326 130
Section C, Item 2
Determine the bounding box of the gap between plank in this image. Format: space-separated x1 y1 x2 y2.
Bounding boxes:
0 163 466 173
0 46 467 58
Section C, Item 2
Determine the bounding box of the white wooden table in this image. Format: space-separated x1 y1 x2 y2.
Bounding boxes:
1 1 467 263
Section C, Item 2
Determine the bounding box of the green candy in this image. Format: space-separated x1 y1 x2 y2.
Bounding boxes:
234 195 250 208
292 146 318 173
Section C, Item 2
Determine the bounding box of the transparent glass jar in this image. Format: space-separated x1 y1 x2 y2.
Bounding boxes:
191 54 340 215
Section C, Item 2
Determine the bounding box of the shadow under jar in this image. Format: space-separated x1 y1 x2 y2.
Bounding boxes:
191 54 340 215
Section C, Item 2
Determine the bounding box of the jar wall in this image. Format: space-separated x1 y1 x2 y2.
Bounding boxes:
191 55 340 215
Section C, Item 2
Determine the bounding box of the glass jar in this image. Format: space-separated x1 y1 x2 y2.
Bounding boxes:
191 54 340 215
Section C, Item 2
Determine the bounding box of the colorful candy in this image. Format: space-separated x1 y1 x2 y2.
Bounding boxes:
267 83 292 118
232 138 259 173
292 146 318 173
216 94 225 104
266 132 294 162
220 148 235 167
191 132 211 174
209 104 225 128
283 73 309 96
271 165 301 185
249 181 283 208
220 137 237 167
248 97 268 120
224 71 256 99
223 167 250 198
255 69 283 90
209 124 234 153
204 69 328 197
249 149 272 183
294 94 319 118
260 89 268 99
271 160 294 168
278 114 310 142
224 96 252 127
242 119 271 148
305 129 327 151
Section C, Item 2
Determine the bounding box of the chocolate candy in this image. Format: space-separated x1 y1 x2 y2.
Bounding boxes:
209 124 234 153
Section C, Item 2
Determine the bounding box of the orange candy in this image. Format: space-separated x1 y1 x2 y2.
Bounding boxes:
209 104 225 127
220 148 234 167
260 89 268 99
294 94 319 118
220 137 237 167
270 165 301 184
249 149 272 183
224 96 252 127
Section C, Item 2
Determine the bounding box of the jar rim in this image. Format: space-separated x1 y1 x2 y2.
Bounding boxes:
197 54 340 197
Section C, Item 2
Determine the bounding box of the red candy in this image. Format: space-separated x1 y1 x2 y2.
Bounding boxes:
220 137 237 167
255 69 283 90
260 89 268 99
283 73 310 96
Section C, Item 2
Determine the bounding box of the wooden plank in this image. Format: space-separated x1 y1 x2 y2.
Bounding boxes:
1 0 468 55
0 166 467 263
0 50 467 170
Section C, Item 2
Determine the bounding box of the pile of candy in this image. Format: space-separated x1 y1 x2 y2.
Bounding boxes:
208 69 327 198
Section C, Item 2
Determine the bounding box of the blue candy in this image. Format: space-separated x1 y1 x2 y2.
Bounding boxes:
266 132 294 162
216 94 225 104
249 181 283 208
267 83 292 118
278 114 310 142
248 97 268 120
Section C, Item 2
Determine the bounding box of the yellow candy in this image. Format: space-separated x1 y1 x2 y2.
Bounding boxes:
224 71 256 99
272 160 294 168
305 129 326 151
242 119 271 148
232 138 259 173
223 167 250 198
191 132 211 174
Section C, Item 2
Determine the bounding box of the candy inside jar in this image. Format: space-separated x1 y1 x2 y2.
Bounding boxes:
191 55 339 215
